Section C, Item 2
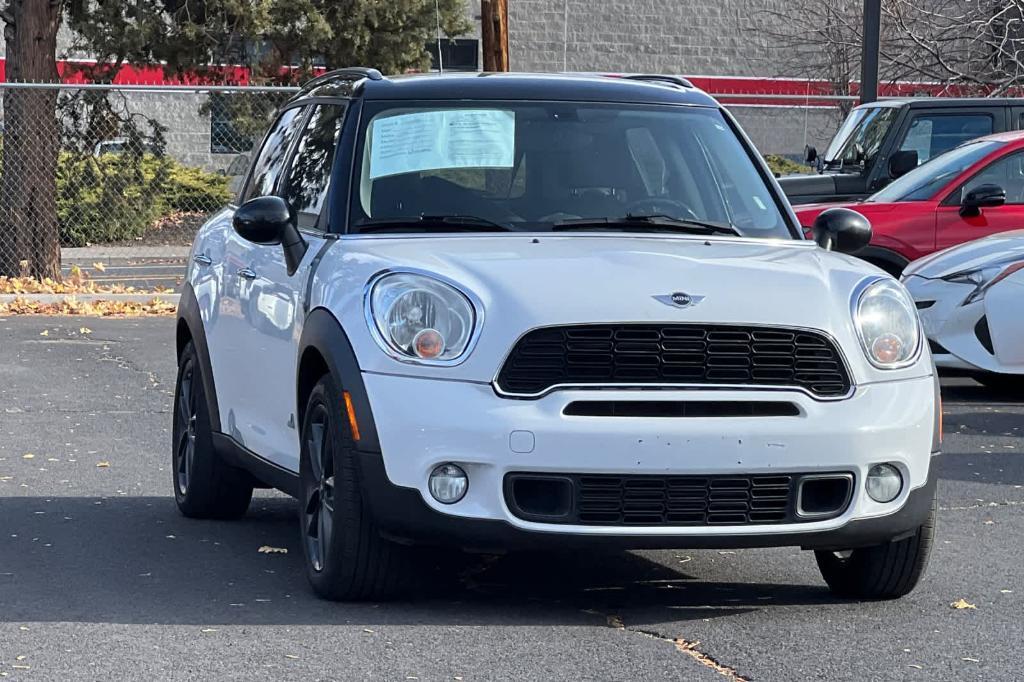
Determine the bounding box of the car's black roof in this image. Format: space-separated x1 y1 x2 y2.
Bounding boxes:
861 97 1024 110
295 69 720 107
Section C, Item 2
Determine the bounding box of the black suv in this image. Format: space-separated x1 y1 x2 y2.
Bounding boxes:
779 98 1024 204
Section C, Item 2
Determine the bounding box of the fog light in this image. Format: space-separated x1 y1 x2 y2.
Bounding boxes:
866 463 903 503
428 463 468 504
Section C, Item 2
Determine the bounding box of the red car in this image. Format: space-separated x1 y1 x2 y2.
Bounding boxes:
795 131 1024 276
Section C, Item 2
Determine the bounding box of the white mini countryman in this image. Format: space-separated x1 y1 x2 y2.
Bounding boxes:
174 69 940 601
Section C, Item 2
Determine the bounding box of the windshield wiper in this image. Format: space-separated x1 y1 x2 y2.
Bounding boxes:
552 214 740 236
357 214 513 233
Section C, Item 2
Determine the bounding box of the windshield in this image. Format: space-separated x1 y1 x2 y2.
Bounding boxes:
868 139 1001 202
349 101 793 239
822 106 899 169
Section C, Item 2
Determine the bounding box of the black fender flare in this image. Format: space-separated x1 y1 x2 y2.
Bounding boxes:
176 282 222 433
297 307 381 454
856 246 910 277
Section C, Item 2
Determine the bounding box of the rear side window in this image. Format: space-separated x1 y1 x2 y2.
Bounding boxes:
243 107 305 201
283 104 347 228
899 114 993 164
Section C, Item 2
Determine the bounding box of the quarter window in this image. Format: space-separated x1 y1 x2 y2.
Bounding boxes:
283 104 348 228
899 114 993 165
243 107 305 202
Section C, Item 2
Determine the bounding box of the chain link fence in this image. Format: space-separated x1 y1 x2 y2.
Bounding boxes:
0 83 298 277
0 80 852 278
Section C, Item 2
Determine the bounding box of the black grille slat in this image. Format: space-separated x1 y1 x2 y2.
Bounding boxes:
496 324 850 397
507 472 851 526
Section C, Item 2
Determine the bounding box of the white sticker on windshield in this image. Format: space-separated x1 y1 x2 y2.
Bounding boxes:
369 109 515 179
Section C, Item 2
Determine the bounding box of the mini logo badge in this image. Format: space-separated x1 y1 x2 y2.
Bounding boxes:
654 292 706 308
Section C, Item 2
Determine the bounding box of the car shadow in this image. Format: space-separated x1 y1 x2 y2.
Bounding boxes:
0 495 844 627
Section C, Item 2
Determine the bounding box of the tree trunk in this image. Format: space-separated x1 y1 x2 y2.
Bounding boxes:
0 0 61 279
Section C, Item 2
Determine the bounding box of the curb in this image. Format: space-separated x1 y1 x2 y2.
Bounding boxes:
0 293 180 304
61 246 191 260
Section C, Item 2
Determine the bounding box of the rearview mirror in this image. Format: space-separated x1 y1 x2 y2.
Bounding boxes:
960 183 1005 217
888 149 918 179
232 196 307 275
812 207 872 254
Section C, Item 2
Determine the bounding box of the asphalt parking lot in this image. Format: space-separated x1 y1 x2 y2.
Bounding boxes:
1 317 1021 681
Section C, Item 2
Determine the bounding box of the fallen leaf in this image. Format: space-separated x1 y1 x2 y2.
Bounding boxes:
258 545 288 554
96 461 110 468
962 657 980 662
908 664 923 669
15 656 26 661
284 654 299 660
1000 589 1013 594
950 598 977 610
22 454 34 460
39 329 49 336
79 326 92 334
92 262 106 272
363 628 375 633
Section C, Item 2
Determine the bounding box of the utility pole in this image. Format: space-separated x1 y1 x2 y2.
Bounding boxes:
860 0 881 104
481 0 510 72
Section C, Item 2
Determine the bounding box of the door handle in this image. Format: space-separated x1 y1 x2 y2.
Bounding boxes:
236 267 257 280
192 253 212 266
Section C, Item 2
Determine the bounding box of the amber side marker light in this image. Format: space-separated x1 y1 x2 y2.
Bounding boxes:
343 390 361 442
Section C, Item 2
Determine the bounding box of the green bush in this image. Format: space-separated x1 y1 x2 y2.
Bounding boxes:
56 153 231 247
161 163 233 213
764 154 812 177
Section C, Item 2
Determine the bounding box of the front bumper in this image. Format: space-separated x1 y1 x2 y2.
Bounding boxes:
360 372 938 549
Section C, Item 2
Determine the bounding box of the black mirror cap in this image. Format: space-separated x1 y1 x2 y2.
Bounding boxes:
888 149 918 179
233 196 291 245
812 207 872 254
804 144 818 164
961 183 1006 216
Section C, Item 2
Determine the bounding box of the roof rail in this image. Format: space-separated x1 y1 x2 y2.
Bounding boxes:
300 67 384 92
617 74 694 89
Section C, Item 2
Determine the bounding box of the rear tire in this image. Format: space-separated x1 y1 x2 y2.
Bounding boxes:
299 373 409 601
172 341 253 519
815 497 936 600
974 372 1021 394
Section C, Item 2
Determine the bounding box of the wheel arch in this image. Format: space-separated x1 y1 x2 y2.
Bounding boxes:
177 282 222 433
856 246 911 278
297 307 381 453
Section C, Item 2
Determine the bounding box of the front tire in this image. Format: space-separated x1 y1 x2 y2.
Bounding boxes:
299 374 409 601
172 341 253 519
815 498 936 600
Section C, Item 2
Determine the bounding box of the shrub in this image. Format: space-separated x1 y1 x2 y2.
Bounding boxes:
764 154 812 177
56 152 231 247
161 163 232 213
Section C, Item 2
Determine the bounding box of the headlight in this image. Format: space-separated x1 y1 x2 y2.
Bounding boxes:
366 272 477 363
943 259 1024 305
853 279 921 369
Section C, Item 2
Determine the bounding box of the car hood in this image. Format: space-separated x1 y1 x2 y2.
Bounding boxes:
318 233 910 384
903 230 1024 279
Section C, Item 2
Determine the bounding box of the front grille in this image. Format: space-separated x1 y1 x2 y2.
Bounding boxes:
496 324 851 398
504 472 853 526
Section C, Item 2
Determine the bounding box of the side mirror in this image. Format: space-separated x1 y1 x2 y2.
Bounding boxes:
804 145 818 164
960 183 1005 217
888 149 918 179
812 207 872 254
232 196 307 275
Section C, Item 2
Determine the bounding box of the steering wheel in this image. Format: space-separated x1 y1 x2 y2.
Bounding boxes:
623 198 699 220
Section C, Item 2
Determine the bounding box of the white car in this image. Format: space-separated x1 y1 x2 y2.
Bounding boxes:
903 230 1024 390
174 69 940 601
